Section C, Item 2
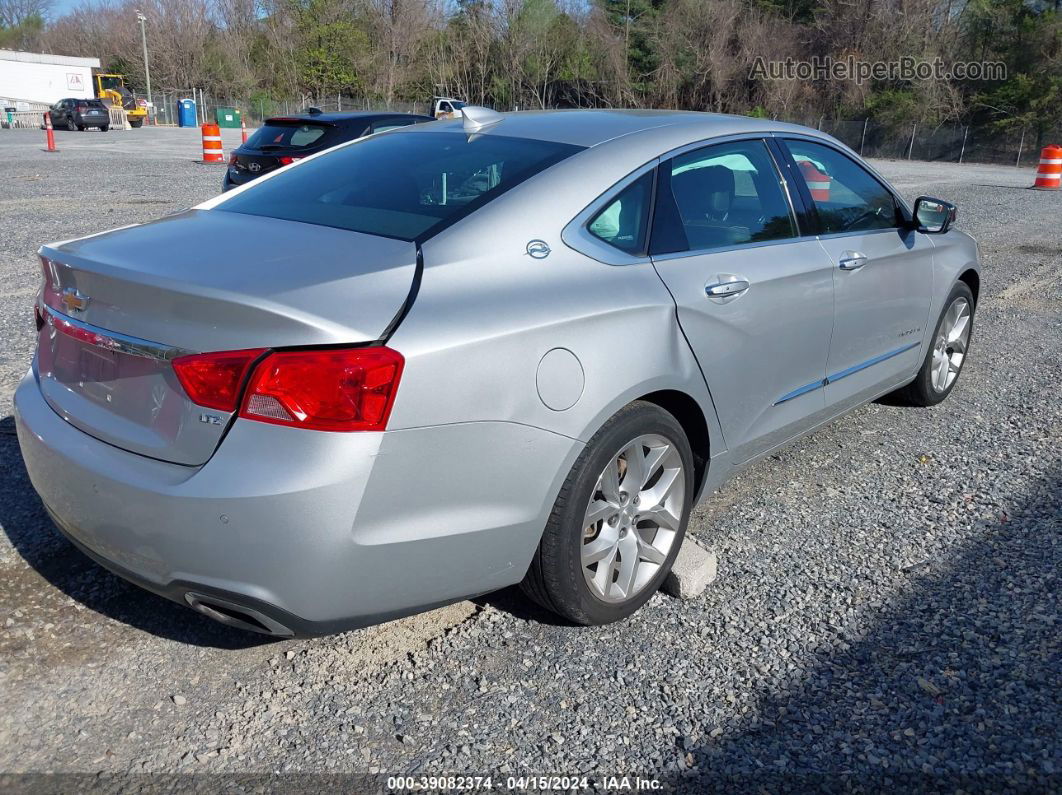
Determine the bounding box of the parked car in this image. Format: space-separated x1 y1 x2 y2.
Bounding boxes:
222 109 434 191
16 109 979 637
48 98 111 131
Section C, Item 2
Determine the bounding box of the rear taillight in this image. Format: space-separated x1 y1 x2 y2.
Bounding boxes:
278 155 303 166
240 347 403 432
228 153 238 166
172 349 266 412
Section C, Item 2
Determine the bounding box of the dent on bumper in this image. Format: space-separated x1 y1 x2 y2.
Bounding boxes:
14 370 582 629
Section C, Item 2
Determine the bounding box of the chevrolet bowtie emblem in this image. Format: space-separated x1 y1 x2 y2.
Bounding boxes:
61 288 90 313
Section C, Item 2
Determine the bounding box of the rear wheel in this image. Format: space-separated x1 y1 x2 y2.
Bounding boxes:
893 281 974 406
100 126 109 132
521 401 694 625
66 118 77 131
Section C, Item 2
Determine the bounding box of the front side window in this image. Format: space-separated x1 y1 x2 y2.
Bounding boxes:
651 139 796 255
587 171 654 254
784 139 900 234
218 131 583 241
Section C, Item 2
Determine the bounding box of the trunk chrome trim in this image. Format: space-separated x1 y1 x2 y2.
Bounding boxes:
40 303 196 362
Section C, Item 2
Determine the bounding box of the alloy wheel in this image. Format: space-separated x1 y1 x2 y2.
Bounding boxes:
580 434 685 603
931 297 971 392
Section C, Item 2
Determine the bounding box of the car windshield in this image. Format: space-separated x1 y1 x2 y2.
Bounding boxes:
217 131 584 241
246 122 332 150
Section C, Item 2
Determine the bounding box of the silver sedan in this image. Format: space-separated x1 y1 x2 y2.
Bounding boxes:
15 109 980 635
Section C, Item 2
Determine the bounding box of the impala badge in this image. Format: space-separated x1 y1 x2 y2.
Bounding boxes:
526 239 551 259
61 288 90 313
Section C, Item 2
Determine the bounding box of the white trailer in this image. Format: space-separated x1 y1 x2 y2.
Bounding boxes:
0 49 101 107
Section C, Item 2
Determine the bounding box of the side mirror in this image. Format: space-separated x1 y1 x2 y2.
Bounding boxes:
913 196 956 234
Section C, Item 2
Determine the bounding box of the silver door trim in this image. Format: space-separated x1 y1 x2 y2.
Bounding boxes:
774 341 921 404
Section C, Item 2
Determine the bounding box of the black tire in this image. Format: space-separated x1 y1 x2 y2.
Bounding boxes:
892 281 975 407
521 401 694 625
129 118 143 128
66 118 77 131
100 126 109 132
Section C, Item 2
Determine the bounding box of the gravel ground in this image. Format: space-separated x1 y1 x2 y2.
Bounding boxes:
0 128 1059 792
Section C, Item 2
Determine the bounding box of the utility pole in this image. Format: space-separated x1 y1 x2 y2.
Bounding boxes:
136 10 152 114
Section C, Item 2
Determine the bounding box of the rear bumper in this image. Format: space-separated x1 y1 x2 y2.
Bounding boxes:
223 170 253 190
14 368 580 635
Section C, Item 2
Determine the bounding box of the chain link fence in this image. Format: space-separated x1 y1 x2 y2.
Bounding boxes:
148 91 430 127
21 86 1056 169
782 115 1060 168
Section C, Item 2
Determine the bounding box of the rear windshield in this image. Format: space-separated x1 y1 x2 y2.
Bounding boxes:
78 100 106 109
246 122 333 150
217 131 584 241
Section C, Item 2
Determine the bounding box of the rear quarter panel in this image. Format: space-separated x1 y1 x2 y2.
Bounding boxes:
386 141 726 460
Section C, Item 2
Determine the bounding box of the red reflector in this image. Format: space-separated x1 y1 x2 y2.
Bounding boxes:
278 155 303 166
240 347 404 432
172 349 266 412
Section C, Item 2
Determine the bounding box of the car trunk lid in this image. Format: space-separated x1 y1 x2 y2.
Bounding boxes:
36 209 417 465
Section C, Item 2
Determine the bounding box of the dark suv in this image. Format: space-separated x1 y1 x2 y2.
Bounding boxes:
50 98 111 131
223 110 434 191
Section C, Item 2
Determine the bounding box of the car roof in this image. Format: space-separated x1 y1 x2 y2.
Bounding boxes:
266 111 431 125
408 108 816 149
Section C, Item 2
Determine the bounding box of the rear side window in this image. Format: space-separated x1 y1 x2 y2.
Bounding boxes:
218 131 583 241
651 139 796 255
784 139 900 233
246 122 330 150
588 172 653 254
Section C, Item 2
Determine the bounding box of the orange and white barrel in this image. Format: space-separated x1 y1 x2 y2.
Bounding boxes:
798 159 831 201
201 123 224 163
1032 144 1061 190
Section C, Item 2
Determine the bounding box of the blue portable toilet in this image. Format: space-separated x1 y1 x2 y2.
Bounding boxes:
178 98 197 127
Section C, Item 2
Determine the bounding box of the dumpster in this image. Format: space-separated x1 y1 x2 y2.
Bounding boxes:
178 98 197 127
216 106 241 128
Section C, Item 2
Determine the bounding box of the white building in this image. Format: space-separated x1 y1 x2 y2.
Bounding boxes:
0 50 101 108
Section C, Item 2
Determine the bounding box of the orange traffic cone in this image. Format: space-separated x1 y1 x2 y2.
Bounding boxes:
43 111 58 153
1032 145 1061 190
241 117 248 144
798 159 830 201
201 123 224 163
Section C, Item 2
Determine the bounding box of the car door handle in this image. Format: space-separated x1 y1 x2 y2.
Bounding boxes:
705 280 750 298
838 251 868 270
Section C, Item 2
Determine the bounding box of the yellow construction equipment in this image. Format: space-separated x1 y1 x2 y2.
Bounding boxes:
94 73 147 127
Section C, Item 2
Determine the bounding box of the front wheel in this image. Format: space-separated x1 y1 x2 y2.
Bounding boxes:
893 281 974 406
129 118 143 128
521 401 694 625
100 126 109 132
